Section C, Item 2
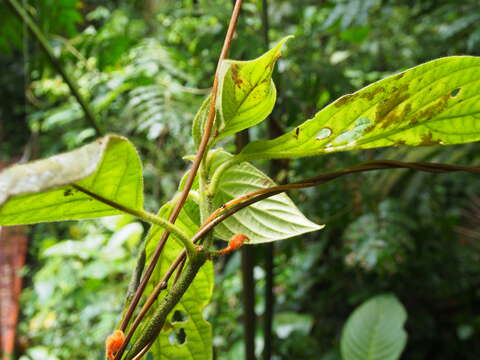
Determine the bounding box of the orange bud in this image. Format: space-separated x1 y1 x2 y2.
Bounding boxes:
218 234 249 255
229 234 249 250
105 330 125 360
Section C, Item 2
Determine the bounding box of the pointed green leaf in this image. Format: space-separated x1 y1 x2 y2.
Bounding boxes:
239 56 480 160
209 150 323 243
211 36 292 143
0 135 143 225
341 294 407 360
136 200 213 360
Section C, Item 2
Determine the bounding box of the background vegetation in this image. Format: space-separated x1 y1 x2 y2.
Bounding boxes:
2 0 480 359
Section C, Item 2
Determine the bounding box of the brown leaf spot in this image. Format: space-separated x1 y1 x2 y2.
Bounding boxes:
334 93 356 108
230 64 243 87
375 84 410 128
267 53 281 71
360 86 385 101
420 133 441 146
409 94 450 124
63 188 74 197
394 72 405 80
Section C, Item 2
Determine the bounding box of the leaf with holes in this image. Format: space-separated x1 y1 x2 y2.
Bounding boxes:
209 150 323 243
0 135 143 225
239 56 480 160
341 294 407 360
129 199 213 360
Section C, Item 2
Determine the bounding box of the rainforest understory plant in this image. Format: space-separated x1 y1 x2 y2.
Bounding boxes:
3 1 480 359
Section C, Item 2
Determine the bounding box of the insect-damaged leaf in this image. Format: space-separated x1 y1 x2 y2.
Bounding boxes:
238 56 480 160
192 36 291 147
129 200 213 360
0 135 144 225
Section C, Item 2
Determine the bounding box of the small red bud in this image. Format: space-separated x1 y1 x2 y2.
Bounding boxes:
218 234 249 255
105 330 125 360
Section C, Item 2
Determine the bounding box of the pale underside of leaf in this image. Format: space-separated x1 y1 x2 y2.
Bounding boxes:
0 135 143 225
209 150 323 243
341 294 407 360
239 56 480 160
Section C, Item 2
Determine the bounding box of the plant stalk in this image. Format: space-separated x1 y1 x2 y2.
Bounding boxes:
194 160 480 243
71 185 195 257
115 1 244 353
5 0 103 136
124 251 208 360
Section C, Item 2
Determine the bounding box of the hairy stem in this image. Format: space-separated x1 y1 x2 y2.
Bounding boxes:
124 251 208 360
5 0 103 136
114 2 244 355
116 158 480 359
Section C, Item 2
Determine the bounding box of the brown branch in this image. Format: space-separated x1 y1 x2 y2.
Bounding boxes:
195 160 480 243
205 160 480 225
108 158 480 358
115 1 244 356
119 158 479 359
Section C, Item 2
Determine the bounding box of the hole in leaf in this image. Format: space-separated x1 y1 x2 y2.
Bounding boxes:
168 328 187 345
172 310 187 322
316 127 332 140
177 328 186 344
451 88 461 97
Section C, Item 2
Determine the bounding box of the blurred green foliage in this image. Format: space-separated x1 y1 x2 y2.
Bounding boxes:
2 0 480 359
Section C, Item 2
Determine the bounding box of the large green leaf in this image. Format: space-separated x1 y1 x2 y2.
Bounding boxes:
133 199 213 360
340 294 407 360
208 150 323 243
191 36 291 146
238 56 480 160
0 135 143 225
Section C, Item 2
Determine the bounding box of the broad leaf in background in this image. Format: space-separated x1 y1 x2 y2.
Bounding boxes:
341 294 407 360
199 36 291 145
209 150 323 243
133 200 213 360
0 135 143 225
239 56 480 160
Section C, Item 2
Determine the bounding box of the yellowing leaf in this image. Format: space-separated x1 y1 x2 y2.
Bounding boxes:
239 56 480 160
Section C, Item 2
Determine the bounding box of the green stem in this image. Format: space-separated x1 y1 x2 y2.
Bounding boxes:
137 210 196 258
5 0 103 136
208 157 241 196
124 250 208 360
72 185 196 257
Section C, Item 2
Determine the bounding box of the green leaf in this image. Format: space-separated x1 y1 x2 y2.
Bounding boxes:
340 294 407 360
239 56 480 160
212 36 292 143
0 135 143 225
191 95 211 148
138 200 213 360
209 150 323 243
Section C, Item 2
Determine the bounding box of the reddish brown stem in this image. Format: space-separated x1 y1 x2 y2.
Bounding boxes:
115 2 244 356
